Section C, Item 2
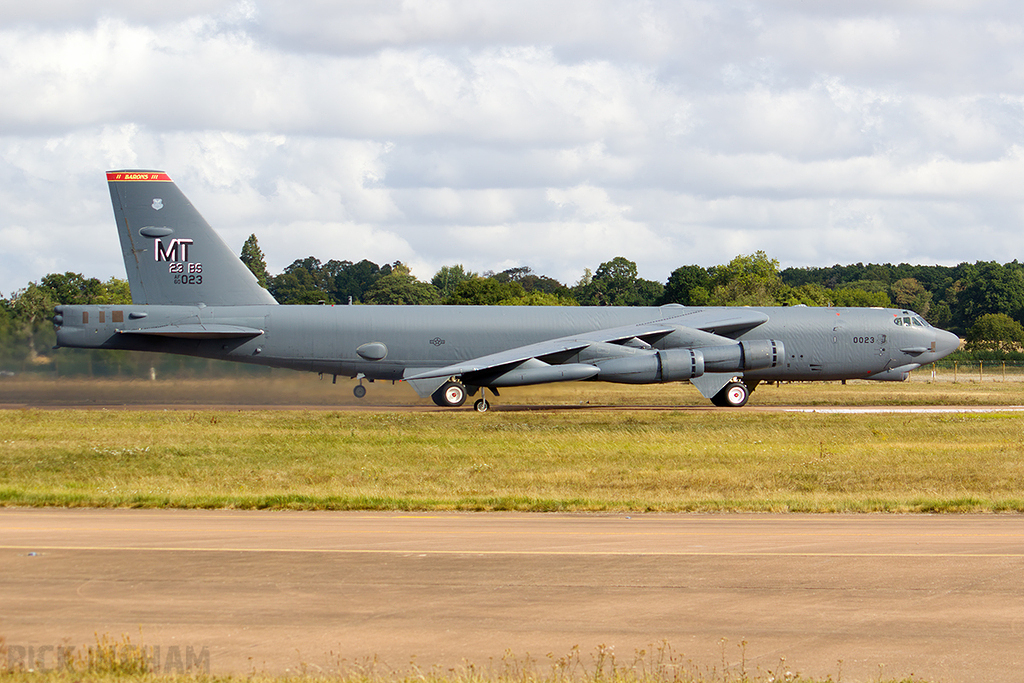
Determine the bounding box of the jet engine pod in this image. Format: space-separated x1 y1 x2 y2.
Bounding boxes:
700 340 784 373
595 348 704 384
739 339 784 371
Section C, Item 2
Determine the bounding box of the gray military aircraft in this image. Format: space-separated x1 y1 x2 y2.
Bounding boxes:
53 170 961 410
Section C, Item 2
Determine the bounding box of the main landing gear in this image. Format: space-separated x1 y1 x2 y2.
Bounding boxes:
710 380 751 408
431 380 467 407
431 381 497 411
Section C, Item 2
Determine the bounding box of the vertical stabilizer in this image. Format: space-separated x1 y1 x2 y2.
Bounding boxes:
107 170 278 306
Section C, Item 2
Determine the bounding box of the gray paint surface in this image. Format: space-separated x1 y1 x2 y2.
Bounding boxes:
54 171 961 407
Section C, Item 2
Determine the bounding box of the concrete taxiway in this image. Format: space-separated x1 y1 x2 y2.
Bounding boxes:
2 509 1023 681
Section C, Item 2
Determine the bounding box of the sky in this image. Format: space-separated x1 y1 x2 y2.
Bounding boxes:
1 0 1023 296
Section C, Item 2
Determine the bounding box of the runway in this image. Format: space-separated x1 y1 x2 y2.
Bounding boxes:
2 510 1023 681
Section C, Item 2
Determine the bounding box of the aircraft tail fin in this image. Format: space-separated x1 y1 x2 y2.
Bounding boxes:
107 170 278 306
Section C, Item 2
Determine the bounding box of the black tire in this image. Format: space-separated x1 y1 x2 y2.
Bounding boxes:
432 381 467 407
353 384 367 399
474 398 489 413
712 381 749 408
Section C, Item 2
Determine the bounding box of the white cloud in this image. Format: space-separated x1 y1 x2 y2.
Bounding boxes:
1 0 1023 296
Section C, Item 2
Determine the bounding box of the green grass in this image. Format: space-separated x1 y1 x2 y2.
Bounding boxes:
2 407 1024 512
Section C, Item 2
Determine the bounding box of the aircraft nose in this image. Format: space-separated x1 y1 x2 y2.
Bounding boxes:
934 329 961 358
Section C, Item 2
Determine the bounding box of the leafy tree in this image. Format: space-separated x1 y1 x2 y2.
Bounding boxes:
780 283 832 307
446 277 525 305
498 291 578 306
890 277 932 318
268 257 332 304
362 265 440 305
95 278 132 305
592 257 640 306
519 274 571 297
269 268 330 304
838 279 889 294
952 262 1024 332
39 272 104 304
659 265 711 305
9 283 56 363
492 266 533 283
432 265 478 299
709 252 786 306
688 286 711 306
239 234 270 289
327 259 382 303
965 313 1024 352
635 278 665 306
830 288 891 308
574 257 662 306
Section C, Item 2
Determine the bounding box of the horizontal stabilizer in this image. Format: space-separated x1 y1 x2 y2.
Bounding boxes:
119 324 265 339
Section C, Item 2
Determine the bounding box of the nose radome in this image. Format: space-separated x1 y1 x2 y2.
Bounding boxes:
935 330 961 357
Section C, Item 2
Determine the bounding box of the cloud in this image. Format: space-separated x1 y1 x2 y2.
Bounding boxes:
1 0 1023 295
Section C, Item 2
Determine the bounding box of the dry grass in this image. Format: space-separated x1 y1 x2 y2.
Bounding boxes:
0 636 918 683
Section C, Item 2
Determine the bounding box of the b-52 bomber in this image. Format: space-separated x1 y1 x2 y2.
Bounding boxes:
53 171 961 411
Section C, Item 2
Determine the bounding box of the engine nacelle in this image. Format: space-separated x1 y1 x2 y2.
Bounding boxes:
595 340 783 384
702 340 784 373
740 339 784 371
595 348 704 384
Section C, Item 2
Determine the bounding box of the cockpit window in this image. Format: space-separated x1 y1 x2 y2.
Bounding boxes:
894 314 929 327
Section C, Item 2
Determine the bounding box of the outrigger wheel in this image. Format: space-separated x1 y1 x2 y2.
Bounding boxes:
432 380 467 407
711 380 750 408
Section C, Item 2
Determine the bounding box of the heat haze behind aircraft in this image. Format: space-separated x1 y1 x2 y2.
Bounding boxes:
52 171 961 410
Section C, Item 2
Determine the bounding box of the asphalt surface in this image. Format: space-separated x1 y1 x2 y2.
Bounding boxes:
2 509 1023 681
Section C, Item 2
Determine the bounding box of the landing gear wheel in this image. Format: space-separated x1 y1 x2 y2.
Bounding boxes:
353 384 367 399
711 381 749 407
474 398 489 413
432 381 467 407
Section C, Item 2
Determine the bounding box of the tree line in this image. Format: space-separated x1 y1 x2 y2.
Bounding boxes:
4 235 1024 377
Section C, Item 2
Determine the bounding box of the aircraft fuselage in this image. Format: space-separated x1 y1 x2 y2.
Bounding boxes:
54 302 958 385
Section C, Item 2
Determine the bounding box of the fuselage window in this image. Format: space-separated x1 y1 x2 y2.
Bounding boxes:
912 317 923 327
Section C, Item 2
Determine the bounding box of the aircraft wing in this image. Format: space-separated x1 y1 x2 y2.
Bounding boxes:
404 308 770 384
118 324 265 339
658 307 769 337
404 322 675 382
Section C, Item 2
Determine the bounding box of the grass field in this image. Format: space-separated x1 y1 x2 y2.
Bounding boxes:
2 374 1023 512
